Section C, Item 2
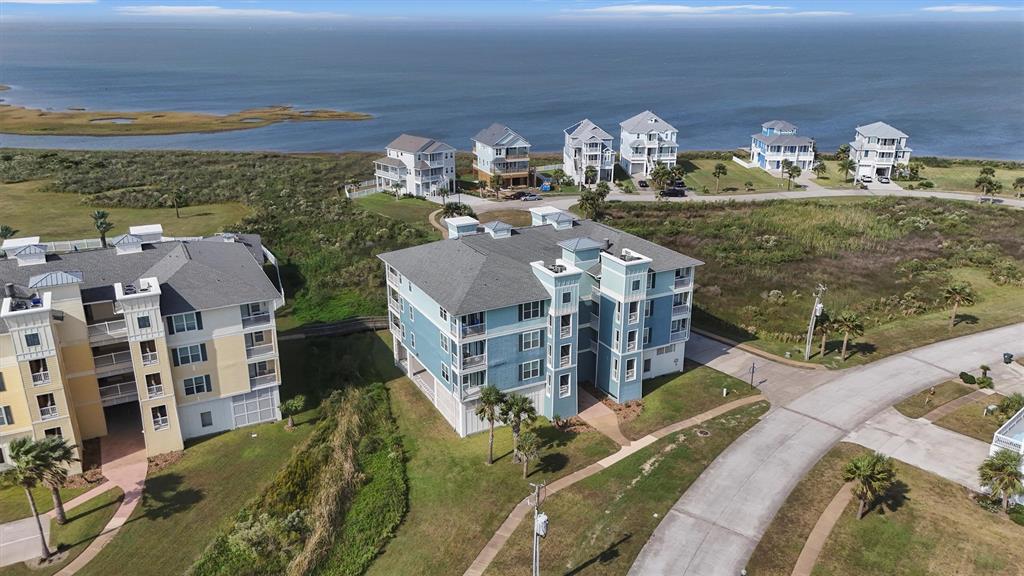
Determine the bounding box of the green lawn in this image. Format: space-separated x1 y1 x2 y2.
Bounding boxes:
748 443 869 576
811 460 1024 575
277 330 402 402
679 158 788 194
0 485 92 524
904 164 1024 194
933 394 1006 442
477 209 532 228
354 193 442 239
364 377 619 576
0 180 250 241
2 488 124 576
485 401 771 576
620 360 760 440
814 160 860 189
894 380 975 419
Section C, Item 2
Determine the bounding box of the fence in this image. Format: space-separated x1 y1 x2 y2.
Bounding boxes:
278 316 390 341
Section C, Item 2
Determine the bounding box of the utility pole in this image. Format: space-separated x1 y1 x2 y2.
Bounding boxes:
749 361 756 390
530 482 548 576
803 283 827 361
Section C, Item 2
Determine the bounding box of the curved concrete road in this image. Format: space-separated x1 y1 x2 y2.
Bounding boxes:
628 322 1024 576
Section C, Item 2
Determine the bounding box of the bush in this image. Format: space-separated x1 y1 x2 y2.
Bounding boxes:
960 371 977 385
1009 504 1024 526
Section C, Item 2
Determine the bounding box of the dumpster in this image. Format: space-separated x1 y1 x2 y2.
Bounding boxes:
1004 352 1015 364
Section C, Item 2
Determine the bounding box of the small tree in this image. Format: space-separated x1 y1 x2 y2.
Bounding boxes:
0 224 17 239
712 163 728 193
578 182 610 220
518 430 542 479
91 210 114 248
619 180 636 194
844 452 897 519
550 168 565 188
811 161 827 179
997 393 1024 422
833 310 864 362
943 281 975 328
978 450 1024 513
649 162 671 190
173 186 186 218
785 164 802 190
2 438 52 560
669 164 687 184
280 394 306 428
475 385 505 465
499 393 536 464
584 165 598 187
835 143 850 161
743 180 754 191
979 166 996 178
974 175 1002 197
38 436 79 525
837 159 856 183
489 173 504 196
1013 176 1024 198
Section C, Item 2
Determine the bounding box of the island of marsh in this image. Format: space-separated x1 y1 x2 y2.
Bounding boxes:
0 103 371 136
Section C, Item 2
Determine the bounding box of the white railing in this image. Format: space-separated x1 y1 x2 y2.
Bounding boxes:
93 350 133 369
241 313 271 328
625 370 636 381
627 312 639 324
99 381 137 402
153 416 169 431
560 355 571 368
672 304 691 317
674 277 692 289
560 325 572 339
147 384 164 399
461 323 486 338
249 372 277 387
626 341 638 352
246 344 275 359
993 409 1024 454
39 405 59 421
461 354 487 370
670 329 689 342
142 352 159 366
993 435 1023 453
88 319 127 340
31 371 51 385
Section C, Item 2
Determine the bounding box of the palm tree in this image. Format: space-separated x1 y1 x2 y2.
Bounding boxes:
649 162 671 190
785 164 802 190
837 159 856 183
518 430 541 479
91 210 114 248
743 180 754 191
943 281 975 328
816 310 832 358
0 224 17 240
584 165 597 188
812 161 827 179
712 163 728 193
550 168 565 188
975 175 1002 197
390 181 404 201
835 143 850 161
489 174 504 196
996 393 1024 423
280 394 306 428
979 166 996 178
780 159 793 178
843 452 897 519
173 186 186 218
669 163 686 184
38 436 79 525
579 182 610 220
833 310 864 362
1012 176 1024 198
499 393 536 464
475 385 505 465
2 438 52 560
978 450 1024 513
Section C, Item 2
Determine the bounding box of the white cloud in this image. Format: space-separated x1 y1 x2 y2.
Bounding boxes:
3 0 97 4
922 4 1017 12
578 4 791 15
763 10 853 17
115 5 348 19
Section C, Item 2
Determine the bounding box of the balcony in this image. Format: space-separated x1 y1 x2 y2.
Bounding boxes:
249 372 277 388
31 371 51 386
142 352 159 366
559 355 571 368
93 350 133 375
39 405 59 421
246 344 275 359
241 313 271 329
559 325 572 339
461 323 486 338
674 276 693 290
670 329 689 343
461 353 487 370
672 304 691 317
153 415 169 431
625 370 636 381
388 296 401 314
627 312 639 324
147 383 165 399
626 341 638 352
387 270 400 287
99 381 138 406
87 319 127 343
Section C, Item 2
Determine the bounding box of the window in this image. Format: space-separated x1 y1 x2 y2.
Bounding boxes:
241 302 267 318
44 427 62 438
183 375 212 396
612 358 619 380
151 405 169 430
591 300 600 317
644 358 652 373
25 332 41 347
0 405 12 425
462 371 485 390
200 411 213 428
37 393 58 420
439 308 449 322
613 329 621 347
560 344 571 365
519 301 542 321
627 330 638 350
409 332 416 349
631 279 641 292
645 300 654 317
561 291 572 304
646 269 656 289
671 319 688 333
137 316 151 329
643 327 651 345
628 301 639 322
559 374 571 398
520 330 541 351
626 358 637 380
440 335 449 353
145 373 164 397
0 373 4 392
232 388 277 427
167 311 201 334
520 360 541 381
409 307 415 322
441 364 449 382
173 343 207 366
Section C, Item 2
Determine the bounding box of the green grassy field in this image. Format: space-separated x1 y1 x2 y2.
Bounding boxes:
477 209 533 227
355 193 442 239
485 401 771 576
814 160 860 189
605 198 1024 367
620 360 759 440
894 380 975 419
0 180 249 240
680 158 788 194
906 164 1024 194
811 460 1024 575
2 488 124 576
934 394 1006 442
0 484 92 524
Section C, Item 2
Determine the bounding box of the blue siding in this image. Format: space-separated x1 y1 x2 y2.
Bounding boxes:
486 329 546 393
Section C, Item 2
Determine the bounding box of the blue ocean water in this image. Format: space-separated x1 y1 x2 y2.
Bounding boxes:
1 22 1022 158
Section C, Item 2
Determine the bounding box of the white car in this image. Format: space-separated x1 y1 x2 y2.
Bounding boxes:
860 175 873 183
877 175 891 184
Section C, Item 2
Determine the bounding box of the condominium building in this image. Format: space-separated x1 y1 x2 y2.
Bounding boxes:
373 134 456 197
472 123 531 188
619 110 678 178
848 122 912 179
563 119 615 185
0 227 284 471
379 206 701 437
748 120 815 173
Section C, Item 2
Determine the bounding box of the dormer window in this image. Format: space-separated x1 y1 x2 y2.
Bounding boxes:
25 332 41 347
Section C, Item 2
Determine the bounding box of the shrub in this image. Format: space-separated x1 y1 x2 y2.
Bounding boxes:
959 372 977 385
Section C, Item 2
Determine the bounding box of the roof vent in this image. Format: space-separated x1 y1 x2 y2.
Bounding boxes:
548 264 566 273
123 283 138 295
620 250 639 262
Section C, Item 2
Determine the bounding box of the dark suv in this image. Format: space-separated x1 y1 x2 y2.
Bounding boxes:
659 187 688 198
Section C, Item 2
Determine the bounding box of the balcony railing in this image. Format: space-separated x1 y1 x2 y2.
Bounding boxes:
249 372 277 388
670 329 689 343
99 381 137 403
993 435 1023 453
246 344 275 359
625 370 636 381
559 325 572 339
674 276 693 289
559 355 571 368
461 354 487 370
993 410 1024 454
142 352 159 366
672 304 691 317
627 312 639 324
93 350 133 370
31 371 51 385
626 341 638 352
87 319 127 342
153 416 169 431
241 313 271 328
461 323 486 338
147 384 164 399
39 405 59 421
387 270 400 285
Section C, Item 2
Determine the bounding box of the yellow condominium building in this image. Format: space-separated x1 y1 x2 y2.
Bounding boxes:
0 227 284 473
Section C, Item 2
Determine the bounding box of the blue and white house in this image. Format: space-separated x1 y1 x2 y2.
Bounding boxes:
379 206 701 436
748 120 815 173
848 121 912 180
618 110 678 178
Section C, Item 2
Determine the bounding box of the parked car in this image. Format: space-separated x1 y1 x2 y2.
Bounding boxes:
660 187 687 198
522 193 543 201
860 175 873 183
877 175 891 184
508 190 528 200
638 180 649 188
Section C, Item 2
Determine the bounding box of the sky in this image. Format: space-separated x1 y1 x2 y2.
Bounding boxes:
2 0 1024 25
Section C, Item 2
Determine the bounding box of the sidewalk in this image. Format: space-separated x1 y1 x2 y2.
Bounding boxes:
790 482 853 576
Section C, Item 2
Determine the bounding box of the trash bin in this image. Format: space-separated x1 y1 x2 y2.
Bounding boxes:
1004 353 1015 364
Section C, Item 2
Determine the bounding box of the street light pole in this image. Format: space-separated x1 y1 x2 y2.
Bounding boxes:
530 482 548 576
803 283 827 360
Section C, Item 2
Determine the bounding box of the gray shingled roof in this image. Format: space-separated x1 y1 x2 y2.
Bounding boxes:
0 237 280 332
386 134 455 154
483 220 514 233
620 110 676 134
752 133 813 147
856 121 908 139
374 156 405 169
565 119 613 144
472 123 529 148
762 120 797 132
379 219 703 316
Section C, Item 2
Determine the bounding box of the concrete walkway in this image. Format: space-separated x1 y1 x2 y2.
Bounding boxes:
790 482 853 576
462 394 764 576
0 513 52 567
628 322 1024 576
576 389 630 446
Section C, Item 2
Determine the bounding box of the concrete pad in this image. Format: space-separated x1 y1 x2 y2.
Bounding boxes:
0 515 50 567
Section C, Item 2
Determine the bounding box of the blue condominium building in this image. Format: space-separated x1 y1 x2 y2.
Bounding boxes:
378 206 701 437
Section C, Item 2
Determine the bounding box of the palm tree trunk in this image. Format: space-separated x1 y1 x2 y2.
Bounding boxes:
1003 492 1009 513
24 487 51 559
511 425 520 464
100 232 107 249
487 420 495 465
949 302 958 328
522 458 528 479
857 497 866 520
49 485 67 525
287 414 294 428
819 331 828 357
841 332 850 361
715 177 721 193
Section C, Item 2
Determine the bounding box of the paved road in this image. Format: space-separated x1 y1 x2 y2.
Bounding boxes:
628 322 1024 576
0 515 50 567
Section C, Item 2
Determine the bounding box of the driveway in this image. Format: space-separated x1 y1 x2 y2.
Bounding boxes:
0 515 50 567
628 322 1024 576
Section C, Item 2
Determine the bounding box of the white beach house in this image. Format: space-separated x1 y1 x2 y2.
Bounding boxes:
991 405 1024 504
748 120 815 173
472 123 531 188
374 134 456 197
563 119 615 185
618 110 678 178
848 122 912 180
